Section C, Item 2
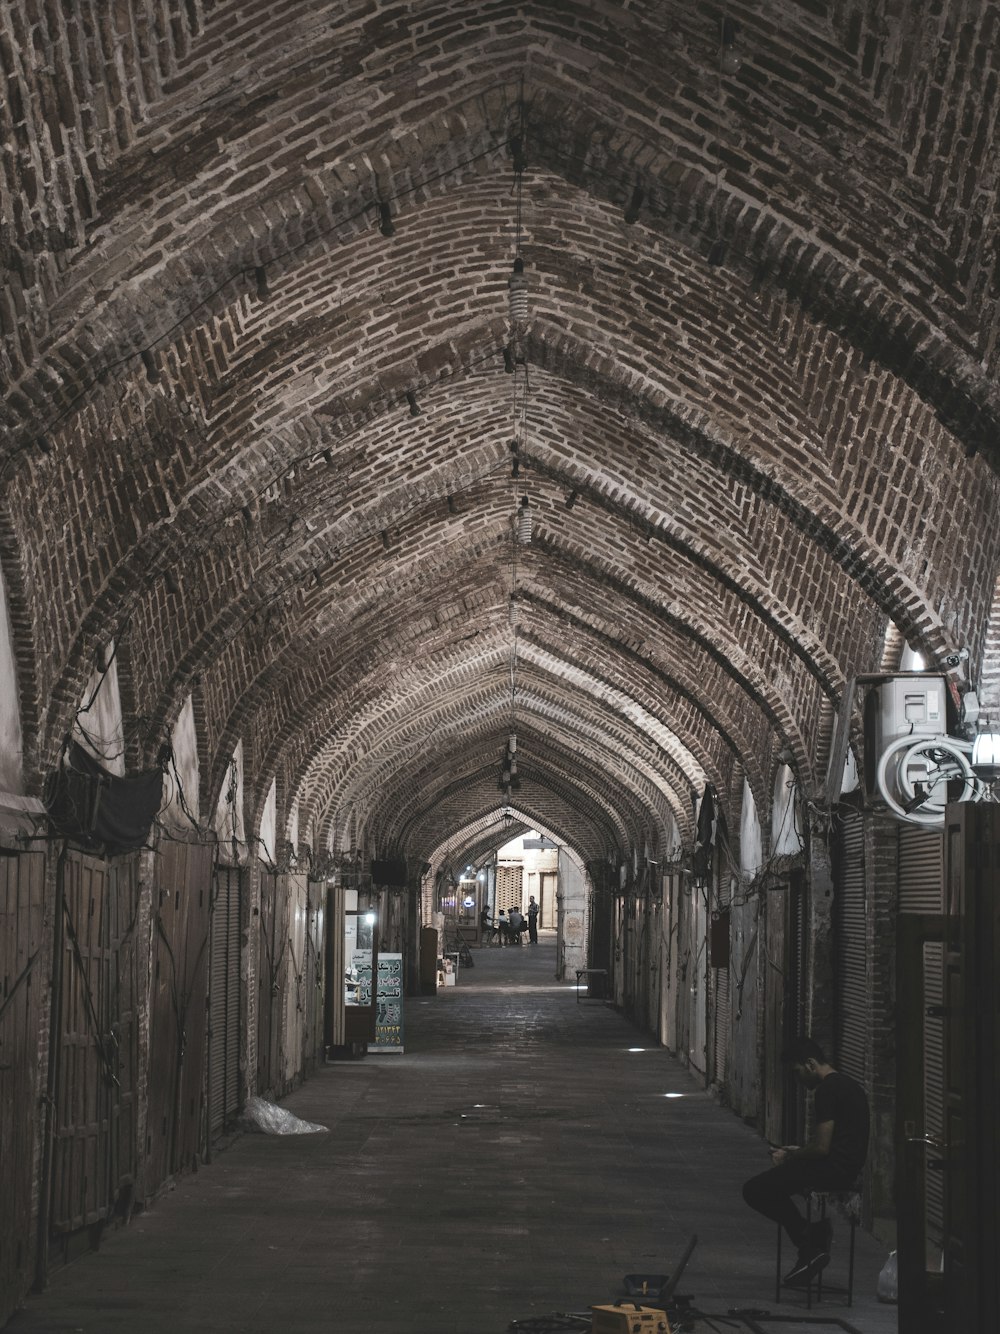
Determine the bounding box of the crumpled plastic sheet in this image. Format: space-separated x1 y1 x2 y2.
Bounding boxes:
240 1095 329 1135
877 1249 898 1303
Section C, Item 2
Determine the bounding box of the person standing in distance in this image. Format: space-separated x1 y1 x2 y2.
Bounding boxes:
742 1037 869 1286
526 895 539 943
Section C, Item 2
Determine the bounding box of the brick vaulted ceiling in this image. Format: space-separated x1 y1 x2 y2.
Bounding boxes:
2 1 1000 870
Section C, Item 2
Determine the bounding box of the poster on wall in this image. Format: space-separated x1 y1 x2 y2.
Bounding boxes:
351 951 404 1052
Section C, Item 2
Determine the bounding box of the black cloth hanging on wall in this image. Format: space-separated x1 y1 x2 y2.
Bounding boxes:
692 783 717 881
371 857 408 887
44 740 164 855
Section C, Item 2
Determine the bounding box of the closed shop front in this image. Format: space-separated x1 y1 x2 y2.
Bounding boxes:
0 850 45 1323
208 864 242 1140
146 838 213 1192
833 811 866 1082
49 850 143 1244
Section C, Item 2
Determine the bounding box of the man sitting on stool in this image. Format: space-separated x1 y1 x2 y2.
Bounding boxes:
742 1037 869 1287
507 905 524 944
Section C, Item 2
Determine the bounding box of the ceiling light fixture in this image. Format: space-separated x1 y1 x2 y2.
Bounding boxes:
378 202 395 237
971 730 1000 781
508 257 528 321
254 266 270 301
517 495 532 544
405 389 420 417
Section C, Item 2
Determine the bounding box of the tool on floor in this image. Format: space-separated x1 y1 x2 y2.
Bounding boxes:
509 1235 698 1334
624 1232 698 1307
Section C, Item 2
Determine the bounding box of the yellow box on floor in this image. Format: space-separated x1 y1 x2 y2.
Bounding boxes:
590 1304 671 1334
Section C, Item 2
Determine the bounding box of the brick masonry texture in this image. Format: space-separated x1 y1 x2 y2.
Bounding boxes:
1 0 1000 871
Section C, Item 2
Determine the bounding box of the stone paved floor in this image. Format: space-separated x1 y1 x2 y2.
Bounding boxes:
10 934 899 1333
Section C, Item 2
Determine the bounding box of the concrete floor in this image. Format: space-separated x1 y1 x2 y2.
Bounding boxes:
10 935 899 1334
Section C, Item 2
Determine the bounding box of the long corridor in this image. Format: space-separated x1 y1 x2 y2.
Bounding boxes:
12 939 898 1334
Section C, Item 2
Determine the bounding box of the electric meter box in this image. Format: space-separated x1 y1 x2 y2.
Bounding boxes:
862 675 952 799
877 676 946 748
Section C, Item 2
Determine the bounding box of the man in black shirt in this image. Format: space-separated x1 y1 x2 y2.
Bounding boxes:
742 1037 869 1286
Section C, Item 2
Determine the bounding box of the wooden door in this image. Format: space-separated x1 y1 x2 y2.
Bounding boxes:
146 839 213 1191
50 851 143 1240
302 881 325 1076
256 870 287 1094
104 856 142 1208
282 875 307 1089
658 873 678 1050
688 882 708 1075
646 898 662 1036
538 871 557 928
0 850 45 1324
208 865 242 1139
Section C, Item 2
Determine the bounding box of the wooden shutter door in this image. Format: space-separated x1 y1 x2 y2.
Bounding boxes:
209 865 242 1139
0 851 45 1324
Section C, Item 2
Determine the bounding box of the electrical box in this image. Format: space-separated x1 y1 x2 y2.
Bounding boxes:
591 1305 671 1334
877 676 946 747
863 675 952 799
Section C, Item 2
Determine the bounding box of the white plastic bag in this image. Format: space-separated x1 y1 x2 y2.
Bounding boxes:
240 1095 328 1135
877 1250 898 1303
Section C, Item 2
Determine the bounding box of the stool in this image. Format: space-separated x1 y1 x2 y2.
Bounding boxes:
775 1186 861 1309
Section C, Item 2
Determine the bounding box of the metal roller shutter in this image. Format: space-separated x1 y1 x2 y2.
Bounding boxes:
898 825 945 1264
834 813 866 1082
713 879 730 1087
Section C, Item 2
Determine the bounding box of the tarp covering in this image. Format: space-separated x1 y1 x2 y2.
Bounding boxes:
44 740 164 854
